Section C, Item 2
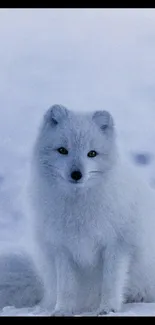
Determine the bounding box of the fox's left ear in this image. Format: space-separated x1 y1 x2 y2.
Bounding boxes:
92 110 114 134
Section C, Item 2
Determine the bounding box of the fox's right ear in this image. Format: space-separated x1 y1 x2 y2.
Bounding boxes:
44 104 69 126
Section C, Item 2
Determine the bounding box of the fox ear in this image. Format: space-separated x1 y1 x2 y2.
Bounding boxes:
44 104 69 126
92 110 114 133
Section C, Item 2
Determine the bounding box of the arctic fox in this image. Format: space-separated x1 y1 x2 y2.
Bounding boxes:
24 104 155 315
1 105 155 315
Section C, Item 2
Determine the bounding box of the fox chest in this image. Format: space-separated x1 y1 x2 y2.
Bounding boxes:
51 210 105 266
69 234 102 267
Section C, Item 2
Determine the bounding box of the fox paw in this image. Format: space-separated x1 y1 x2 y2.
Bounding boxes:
96 300 121 315
97 307 116 315
51 308 75 316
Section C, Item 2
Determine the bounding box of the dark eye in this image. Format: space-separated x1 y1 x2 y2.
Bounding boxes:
87 150 98 158
57 147 68 155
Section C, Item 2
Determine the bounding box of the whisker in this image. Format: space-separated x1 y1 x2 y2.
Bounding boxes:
89 171 104 174
42 160 61 171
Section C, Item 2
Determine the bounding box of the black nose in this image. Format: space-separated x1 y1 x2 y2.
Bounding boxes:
71 170 82 181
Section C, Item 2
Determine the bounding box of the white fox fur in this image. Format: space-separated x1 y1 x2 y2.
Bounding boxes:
26 105 155 315
1 105 155 315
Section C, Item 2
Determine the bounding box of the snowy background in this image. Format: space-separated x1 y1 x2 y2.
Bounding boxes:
0 8 155 316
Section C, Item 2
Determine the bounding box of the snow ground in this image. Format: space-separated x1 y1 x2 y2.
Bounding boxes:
0 8 155 316
1 303 155 316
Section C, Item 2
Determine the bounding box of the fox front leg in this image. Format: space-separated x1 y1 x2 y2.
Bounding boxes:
97 243 129 315
51 249 79 316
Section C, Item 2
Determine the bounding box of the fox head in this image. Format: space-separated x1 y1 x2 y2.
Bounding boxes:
34 105 117 190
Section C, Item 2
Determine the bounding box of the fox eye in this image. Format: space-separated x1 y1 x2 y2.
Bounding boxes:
87 150 98 158
57 147 68 155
